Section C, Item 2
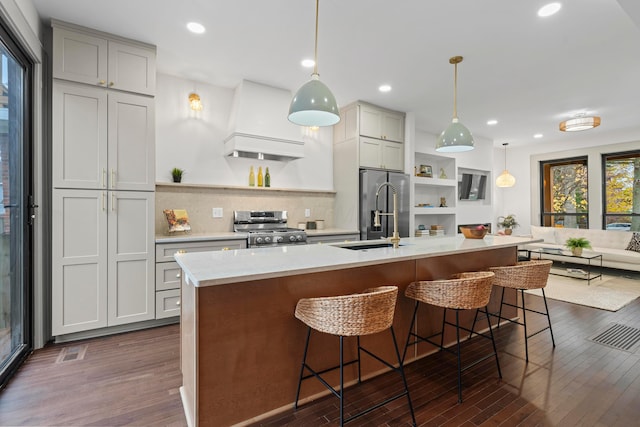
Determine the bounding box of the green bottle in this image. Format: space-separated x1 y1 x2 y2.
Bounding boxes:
265 167 271 187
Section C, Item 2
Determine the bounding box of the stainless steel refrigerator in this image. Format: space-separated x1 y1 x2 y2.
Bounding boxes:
359 169 410 240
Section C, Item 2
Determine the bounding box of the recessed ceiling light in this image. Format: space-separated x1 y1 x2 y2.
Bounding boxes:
187 22 206 34
534 133 544 139
538 3 561 17
487 119 498 125
378 84 392 93
301 59 315 68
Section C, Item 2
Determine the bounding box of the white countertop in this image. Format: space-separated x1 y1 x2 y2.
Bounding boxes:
175 235 540 287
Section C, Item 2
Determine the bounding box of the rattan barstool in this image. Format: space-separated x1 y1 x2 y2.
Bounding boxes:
485 260 555 362
294 286 416 426
403 272 502 403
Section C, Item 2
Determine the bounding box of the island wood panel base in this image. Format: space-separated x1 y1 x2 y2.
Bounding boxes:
181 247 517 426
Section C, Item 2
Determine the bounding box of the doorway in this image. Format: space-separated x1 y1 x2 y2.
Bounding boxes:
0 18 33 388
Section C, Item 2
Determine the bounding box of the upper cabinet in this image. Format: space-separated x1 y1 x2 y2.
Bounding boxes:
359 103 405 143
53 23 156 96
333 101 406 172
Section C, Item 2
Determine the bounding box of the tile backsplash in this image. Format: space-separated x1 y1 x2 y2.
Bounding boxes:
155 184 335 235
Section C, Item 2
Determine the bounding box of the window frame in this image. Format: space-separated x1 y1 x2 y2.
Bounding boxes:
539 156 589 228
601 149 640 231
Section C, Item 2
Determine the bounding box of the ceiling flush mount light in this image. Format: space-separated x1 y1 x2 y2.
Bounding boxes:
496 143 516 188
186 22 206 34
436 56 474 152
538 3 562 17
189 93 203 111
288 0 340 127
559 114 601 132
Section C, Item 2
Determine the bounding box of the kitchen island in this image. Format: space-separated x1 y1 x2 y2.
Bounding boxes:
175 235 538 426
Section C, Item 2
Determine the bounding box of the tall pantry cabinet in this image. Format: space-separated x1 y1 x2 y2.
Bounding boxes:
51 21 156 336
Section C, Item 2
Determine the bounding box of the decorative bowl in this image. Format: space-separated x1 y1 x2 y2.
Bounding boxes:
460 226 488 239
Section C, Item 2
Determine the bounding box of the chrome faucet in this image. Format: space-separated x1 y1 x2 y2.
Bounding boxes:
374 182 400 249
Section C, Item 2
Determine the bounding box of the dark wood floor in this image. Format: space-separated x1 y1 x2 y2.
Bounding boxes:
1 293 639 426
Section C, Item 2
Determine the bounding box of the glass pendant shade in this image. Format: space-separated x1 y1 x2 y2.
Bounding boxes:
288 74 340 126
436 118 474 152
496 170 516 187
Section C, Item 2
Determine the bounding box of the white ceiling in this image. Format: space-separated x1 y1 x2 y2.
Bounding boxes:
33 0 640 148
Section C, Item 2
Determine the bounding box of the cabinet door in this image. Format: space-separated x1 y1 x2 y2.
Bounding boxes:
53 28 108 87
359 105 383 139
382 140 404 171
108 93 155 191
52 189 108 335
108 41 156 95
53 82 108 189
359 137 382 169
107 191 155 326
382 112 405 142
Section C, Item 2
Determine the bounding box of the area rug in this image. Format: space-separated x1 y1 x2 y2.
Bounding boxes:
525 271 640 312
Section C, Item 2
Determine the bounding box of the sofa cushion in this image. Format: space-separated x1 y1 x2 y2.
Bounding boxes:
554 228 632 250
595 247 640 263
531 225 556 243
626 232 640 253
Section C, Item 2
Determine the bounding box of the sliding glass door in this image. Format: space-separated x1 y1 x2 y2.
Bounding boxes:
0 20 32 387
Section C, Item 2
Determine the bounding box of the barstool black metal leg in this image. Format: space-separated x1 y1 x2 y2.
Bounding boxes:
390 326 417 427
484 306 502 379
294 327 312 409
469 308 480 339
455 309 463 403
356 336 362 383
521 289 529 362
339 335 345 427
497 287 506 328
541 288 556 348
402 300 420 363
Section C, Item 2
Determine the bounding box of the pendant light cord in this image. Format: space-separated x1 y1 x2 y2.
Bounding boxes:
313 0 319 75
453 62 458 119
503 143 508 170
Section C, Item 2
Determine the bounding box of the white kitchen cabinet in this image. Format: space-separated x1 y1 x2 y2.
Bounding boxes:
53 24 156 96
154 238 247 319
359 103 405 142
52 189 155 335
53 82 155 191
359 137 404 171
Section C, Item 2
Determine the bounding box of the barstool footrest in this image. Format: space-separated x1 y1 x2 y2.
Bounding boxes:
343 391 411 424
486 311 552 340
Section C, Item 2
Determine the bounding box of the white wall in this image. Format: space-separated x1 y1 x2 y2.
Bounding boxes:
155 73 334 190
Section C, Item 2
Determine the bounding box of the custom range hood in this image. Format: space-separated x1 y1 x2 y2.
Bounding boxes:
224 80 305 161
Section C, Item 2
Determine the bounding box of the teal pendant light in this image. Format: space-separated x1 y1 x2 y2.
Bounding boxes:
436 56 474 152
288 0 340 127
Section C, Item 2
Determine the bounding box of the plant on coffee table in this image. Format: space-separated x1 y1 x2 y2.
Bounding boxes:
565 237 591 256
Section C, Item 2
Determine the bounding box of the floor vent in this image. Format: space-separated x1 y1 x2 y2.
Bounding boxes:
55 344 88 364
589 323 640 352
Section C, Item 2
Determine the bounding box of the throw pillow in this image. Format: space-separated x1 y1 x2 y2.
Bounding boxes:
626 232 640 253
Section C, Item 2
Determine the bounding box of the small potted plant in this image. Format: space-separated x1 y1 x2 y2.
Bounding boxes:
171 167 185 183
565 237 591 256
497 214 519 235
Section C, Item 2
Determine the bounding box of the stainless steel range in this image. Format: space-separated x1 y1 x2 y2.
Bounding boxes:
233 210 307 248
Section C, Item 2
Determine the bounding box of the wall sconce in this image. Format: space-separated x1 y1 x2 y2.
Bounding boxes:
189 93 203 111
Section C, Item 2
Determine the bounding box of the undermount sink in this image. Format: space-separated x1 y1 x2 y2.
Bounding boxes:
335 241 404 251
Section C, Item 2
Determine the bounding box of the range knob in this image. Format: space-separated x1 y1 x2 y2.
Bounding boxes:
256 237 264 244
296 235 304 241
276 236 284 243
264 236 272 243
289 235 296 242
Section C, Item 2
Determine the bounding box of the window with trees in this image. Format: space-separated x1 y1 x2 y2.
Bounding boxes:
602 150 640 232
540 157 588 229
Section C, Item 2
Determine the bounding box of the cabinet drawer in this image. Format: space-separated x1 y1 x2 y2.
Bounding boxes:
155 239 246 262
155 289 180 319
156 261 181 291
307 234 360 244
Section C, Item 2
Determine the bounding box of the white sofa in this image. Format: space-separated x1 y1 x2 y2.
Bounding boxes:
521 225 640 272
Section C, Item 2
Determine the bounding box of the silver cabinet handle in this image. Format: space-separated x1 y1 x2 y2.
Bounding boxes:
111 169 115 188
176 300 181 306
111 193 115 211
98 80 106 86
102 168 107 188
102 192 106 211
176 272 181 278
109 81 115 87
